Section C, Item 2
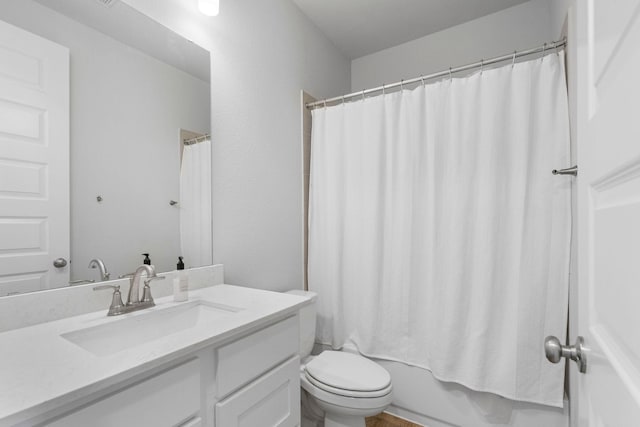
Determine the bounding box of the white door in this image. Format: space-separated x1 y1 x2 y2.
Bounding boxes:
0 20 69 295
567 0 640 425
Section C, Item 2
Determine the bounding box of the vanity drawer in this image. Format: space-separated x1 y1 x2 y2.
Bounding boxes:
47 359 201 427
216 315 298 397
215 356 300 427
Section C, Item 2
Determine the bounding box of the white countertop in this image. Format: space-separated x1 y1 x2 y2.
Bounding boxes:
0 284 310 426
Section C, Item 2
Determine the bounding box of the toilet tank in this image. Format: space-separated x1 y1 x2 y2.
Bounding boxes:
285 289 317 359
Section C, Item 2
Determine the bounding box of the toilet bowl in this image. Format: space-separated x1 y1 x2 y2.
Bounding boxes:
286 290 393 427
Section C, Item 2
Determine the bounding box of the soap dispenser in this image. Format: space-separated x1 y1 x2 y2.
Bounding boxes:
142 253 151 265
173 256 188 302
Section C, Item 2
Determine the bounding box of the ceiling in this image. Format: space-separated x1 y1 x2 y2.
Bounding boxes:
34 0 210 82
292 0 531 59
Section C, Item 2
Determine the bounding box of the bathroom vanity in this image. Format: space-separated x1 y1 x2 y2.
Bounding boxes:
0 285 309 427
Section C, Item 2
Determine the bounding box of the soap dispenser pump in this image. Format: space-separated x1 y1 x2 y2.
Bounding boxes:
173 256 188 302
142 253 151 265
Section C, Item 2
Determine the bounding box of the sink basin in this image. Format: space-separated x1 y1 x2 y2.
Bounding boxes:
61 300 242 356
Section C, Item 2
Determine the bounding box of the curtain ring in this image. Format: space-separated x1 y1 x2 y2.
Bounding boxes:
421 75 425 86
382 83 386 95
323 99 327 109
541 42 547 61
449 67 453 81
400 79 404 90
512 51 517 68
342 95 346 105
480 59 484 74
362 89 365 101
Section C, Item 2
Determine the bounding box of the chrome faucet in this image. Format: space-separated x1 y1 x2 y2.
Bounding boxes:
88 258 110 281
126 264 156 306
94 264 165 316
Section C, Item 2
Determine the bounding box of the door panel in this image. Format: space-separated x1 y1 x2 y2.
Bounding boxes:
573 0 640 425
591 2 640 172
0 20 69 295
0 44 43 87
592 0 640 83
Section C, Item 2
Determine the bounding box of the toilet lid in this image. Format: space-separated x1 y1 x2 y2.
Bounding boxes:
304 351 391 394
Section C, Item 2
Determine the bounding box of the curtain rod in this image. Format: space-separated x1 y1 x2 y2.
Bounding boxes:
306 38 567 110
184 134 211 145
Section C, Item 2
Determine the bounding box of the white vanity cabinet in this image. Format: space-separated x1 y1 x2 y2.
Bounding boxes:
37 315 300 427
214 316 300 427
215 356 300 427
47 358 203 427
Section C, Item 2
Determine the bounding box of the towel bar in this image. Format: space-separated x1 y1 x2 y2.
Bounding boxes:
552 165 578 176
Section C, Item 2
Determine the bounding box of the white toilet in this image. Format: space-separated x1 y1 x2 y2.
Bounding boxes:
287 290 393 427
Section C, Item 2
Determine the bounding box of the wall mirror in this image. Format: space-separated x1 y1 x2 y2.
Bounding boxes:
0 0 212 296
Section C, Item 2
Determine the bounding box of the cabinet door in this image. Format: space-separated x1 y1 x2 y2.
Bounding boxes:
216 316 298 398
46 359 201 427
215 356 300 427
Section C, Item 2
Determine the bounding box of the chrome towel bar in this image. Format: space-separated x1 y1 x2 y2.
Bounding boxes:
552 165 578 176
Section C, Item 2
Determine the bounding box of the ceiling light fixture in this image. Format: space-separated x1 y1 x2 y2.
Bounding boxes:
198 0 219 16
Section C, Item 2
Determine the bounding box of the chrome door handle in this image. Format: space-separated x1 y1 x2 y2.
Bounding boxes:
53 258 68 268
545 336 587 373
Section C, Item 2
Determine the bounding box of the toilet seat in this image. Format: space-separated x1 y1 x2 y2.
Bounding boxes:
304 351 392 398
301 373 393 413
305 371 393 398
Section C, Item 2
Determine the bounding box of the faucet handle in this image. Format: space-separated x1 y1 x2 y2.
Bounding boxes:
143 275 166 286
93 284 125 316
141 276 165 305
118 273 135 279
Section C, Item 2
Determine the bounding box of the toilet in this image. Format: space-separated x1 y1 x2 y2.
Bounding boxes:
287 290 393 427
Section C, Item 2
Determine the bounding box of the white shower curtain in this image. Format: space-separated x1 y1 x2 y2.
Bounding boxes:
180 139 213 268
308 52 571 407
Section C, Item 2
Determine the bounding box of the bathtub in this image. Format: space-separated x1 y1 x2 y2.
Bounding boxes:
324 342 569 427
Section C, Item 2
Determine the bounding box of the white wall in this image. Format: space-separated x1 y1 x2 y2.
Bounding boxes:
0 0 211 280
351 0 558 92
550 0 571 38
121 0 351 291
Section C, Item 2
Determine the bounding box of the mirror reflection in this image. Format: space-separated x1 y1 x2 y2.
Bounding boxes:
0 0 212 296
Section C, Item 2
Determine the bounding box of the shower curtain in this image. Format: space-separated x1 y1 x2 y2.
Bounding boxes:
180 139 212 268
308 52 571 407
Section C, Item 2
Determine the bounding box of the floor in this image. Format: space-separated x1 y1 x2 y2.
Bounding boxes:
365 412 423 427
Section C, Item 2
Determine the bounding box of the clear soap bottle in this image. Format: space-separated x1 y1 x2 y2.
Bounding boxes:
173 256 188 302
